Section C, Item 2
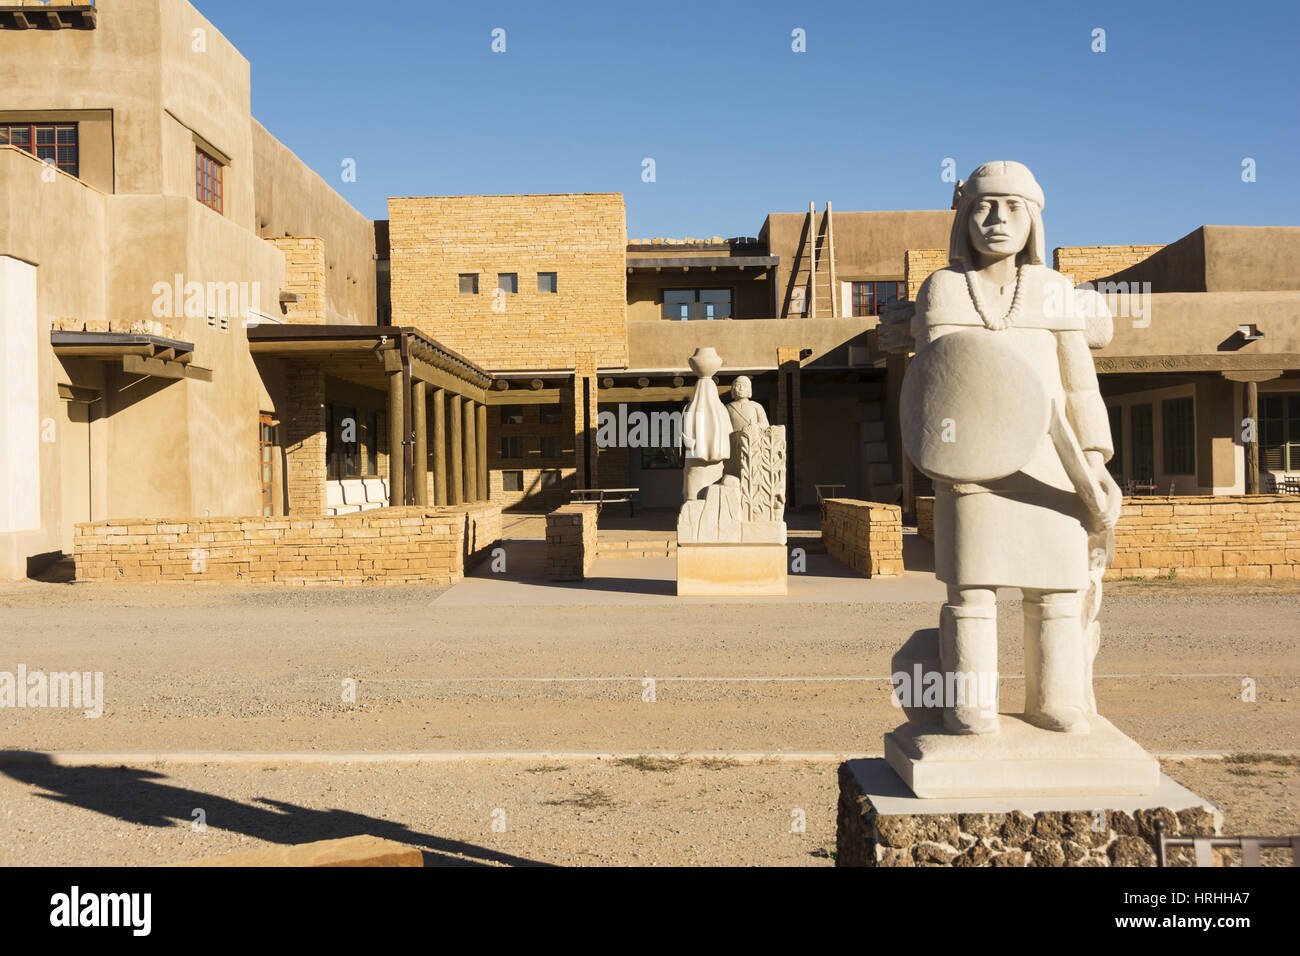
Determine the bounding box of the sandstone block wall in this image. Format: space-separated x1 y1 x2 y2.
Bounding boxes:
545 502 598 580
1106 495 1300 581
904 249 947 301
1053 245 1166 285
821 498 903 577
388 193 628 371
266 236 327 324
74 504 501 586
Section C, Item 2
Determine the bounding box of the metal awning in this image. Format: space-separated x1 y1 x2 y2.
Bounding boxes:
51 331 211 381
626 256 778 271
0 4 97 29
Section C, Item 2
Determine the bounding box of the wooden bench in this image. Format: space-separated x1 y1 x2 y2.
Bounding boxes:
572 487 639 517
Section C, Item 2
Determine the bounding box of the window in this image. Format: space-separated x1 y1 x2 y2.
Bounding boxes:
1131 403 1154 482
500 436 523 459
502 470 524 492
458 273 479 294
0 123 78 178
195 147 223 214
537 272 558 293
259 413 275 517
1261 394 1300 472
540 469 562 488
662 288 731 320
1161 396 1195 475
498 273 518 294
540 436 563 458
326 403 360 480
539 403 563 425
851 281 905 317
500 404 524 425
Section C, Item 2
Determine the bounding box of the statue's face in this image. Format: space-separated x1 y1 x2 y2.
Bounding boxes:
966 194 1031 262
733 377 752 400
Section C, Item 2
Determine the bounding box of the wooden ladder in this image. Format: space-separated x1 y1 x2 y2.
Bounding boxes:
793 201 838 318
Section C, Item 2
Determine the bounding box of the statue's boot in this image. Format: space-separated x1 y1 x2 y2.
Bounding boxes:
1023 592 1090 734
939 602 999 735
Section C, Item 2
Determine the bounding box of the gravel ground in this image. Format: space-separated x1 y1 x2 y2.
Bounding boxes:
0 580 1294 865
0 756 1293 867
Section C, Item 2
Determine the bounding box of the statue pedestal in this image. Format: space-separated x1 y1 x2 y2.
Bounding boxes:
837 758 1221 867
676 543 787 596
885 713 1160 799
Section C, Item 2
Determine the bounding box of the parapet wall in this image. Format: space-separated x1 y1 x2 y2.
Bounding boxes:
821 499 903 577
74 504 501 586
545 502 598 580
1106 495 1300 581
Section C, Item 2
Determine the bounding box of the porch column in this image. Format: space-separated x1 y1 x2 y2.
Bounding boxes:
476 402 488 501
573 350 598 490
463 397 477 502
432 387 447 505
449 393 463 505
285 361 326 514
412 380 428 506
1245 380 1260 494
776 347 802 508
387 367 406 506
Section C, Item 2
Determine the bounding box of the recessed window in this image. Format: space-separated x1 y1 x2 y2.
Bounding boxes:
1261 395 1300 472
325 403 377 480
500 436 523 459
1 123 78 178
539 403 563 425
195 147 223 214
458 273 479 294
498 273 518 294
500 404 524 425
851 281 904 317
502 470 524 492
540 469 562 488
537 272 558 293
663 288 731 320
540 436 563 458
1161 396 1195 476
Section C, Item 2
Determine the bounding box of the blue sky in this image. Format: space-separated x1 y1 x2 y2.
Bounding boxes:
200 0 1299 248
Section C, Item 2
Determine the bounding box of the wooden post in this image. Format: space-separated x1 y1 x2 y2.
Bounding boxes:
476 402 488 502
463 397 477 503
432 387 447 505
808 201 817 319
449 394 463 505
387 368 405 507
1245 380 1259 494
826 201 838 318
412 380 428 506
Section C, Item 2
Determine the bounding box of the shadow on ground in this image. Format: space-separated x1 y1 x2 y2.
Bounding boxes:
0 752 549 867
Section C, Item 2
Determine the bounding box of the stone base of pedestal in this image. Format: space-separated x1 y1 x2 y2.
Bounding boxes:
836 758 1222 867
885 714 1161 798
675 543 787 596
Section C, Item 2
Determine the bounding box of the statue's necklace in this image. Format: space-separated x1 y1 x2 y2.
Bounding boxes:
965 264 1025 331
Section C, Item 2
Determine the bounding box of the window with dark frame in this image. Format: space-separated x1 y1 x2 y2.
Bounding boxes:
259 413 275 517
325 402 362 480
851 281 905 317
540 436 563 459
540 470 562 488
498 273 518 294
1106 405 1124 478
195 147 223 214
537 272 558 293
539 403 563 424
502 470 524 492
500 404 525 425
1 123 78 178
500 436 523 459
458 273 479 294
662 288 731 320
1261 394 1300 472
1161 396 1195 476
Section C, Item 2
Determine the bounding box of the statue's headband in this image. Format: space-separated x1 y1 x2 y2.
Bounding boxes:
952 161 1045 210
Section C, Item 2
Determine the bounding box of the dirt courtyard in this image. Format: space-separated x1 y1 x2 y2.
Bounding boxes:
0 575 1296 865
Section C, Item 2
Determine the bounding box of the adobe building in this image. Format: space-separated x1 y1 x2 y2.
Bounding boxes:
1 0 1297 583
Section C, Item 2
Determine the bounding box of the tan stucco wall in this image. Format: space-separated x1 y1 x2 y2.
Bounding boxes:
252 121 377 324
626 316 876 371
